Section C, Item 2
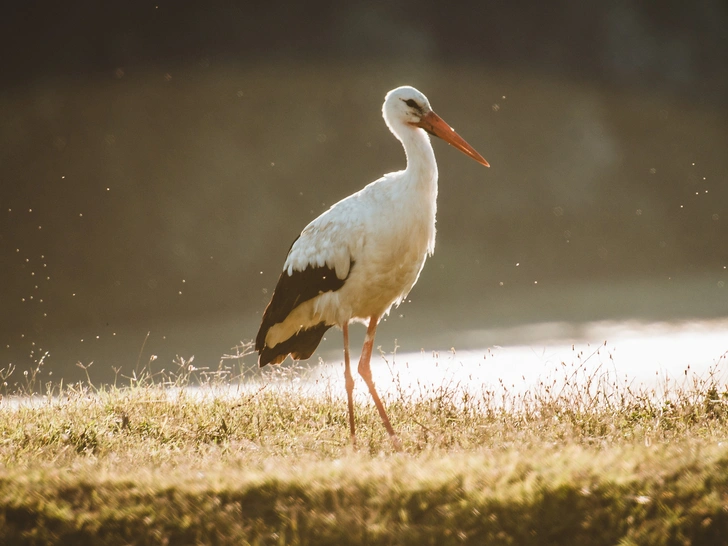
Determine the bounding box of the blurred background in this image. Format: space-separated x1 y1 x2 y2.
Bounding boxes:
1 0 727 384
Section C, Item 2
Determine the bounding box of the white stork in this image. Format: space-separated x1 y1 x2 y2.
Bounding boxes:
256 86 489 450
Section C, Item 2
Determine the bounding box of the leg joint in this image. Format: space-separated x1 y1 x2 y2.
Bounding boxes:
345 369 355 390
357 361 373 382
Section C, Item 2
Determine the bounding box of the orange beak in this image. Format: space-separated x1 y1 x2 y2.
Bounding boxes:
415 111 490 167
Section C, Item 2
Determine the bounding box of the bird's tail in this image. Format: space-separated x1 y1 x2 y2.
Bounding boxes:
256 322 332 367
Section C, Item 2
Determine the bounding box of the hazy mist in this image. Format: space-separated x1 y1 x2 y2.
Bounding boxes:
2 1 727 382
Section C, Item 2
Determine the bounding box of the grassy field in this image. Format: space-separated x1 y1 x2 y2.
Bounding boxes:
1 347 728 545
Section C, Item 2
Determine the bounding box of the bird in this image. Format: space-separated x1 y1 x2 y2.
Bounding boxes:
255 86 489 450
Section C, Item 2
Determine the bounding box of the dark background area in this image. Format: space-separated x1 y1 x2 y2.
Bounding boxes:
2 0 727 383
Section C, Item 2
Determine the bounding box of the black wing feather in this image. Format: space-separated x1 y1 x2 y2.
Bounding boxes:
256 238 353 367
258 322 331 367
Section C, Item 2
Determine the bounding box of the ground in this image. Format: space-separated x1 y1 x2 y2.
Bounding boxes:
1 351 728 545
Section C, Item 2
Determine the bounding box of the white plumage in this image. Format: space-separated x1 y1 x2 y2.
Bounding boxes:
256 86 488 449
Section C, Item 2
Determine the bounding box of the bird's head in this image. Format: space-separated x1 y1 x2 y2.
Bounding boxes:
383 86 433 127
383 86 489 167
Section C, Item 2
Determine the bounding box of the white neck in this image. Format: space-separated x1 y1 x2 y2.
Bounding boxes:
393 123 439 189
389 120 439 257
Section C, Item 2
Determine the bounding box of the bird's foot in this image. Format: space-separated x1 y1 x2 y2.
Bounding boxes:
390 434 403 452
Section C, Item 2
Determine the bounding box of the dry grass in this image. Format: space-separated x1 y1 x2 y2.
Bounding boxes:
1 343 728 545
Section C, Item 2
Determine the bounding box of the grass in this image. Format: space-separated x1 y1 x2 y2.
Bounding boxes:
1 344 728 545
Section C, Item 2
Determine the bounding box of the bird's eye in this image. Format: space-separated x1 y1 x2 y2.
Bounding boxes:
404 99 419 108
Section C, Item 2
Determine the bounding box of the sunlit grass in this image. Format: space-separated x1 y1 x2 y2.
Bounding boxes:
1 343 728 545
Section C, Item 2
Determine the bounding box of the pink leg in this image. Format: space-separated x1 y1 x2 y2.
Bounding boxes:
342 321 356 445
357 316 402 451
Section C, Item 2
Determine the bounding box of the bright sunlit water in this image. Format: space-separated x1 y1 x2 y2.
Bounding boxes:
4 319 727 409
271 319 728 401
